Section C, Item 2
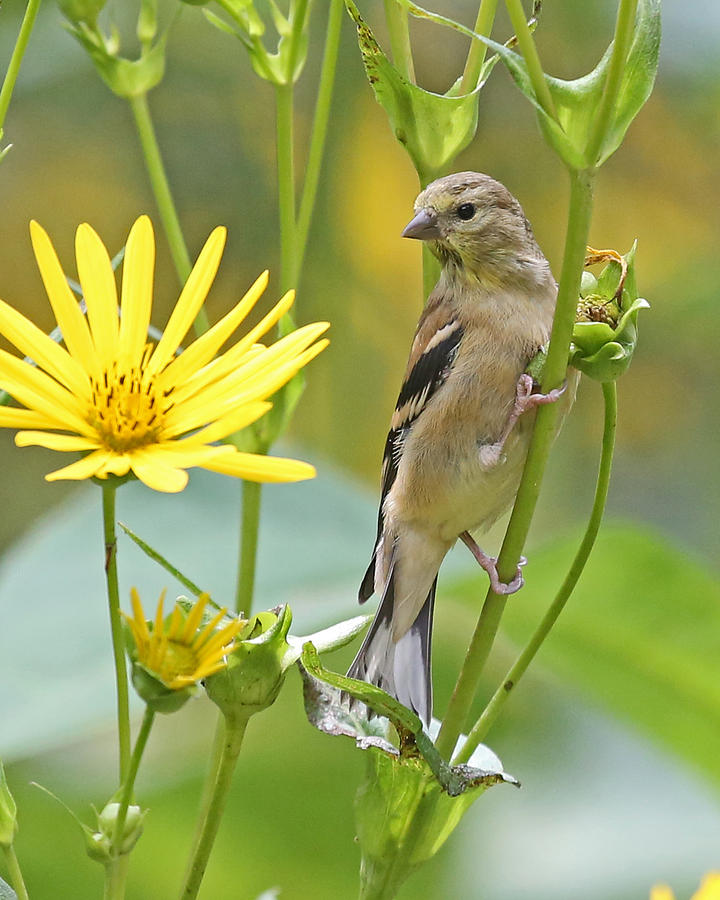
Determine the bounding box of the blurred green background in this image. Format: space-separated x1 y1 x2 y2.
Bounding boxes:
0 0 718 898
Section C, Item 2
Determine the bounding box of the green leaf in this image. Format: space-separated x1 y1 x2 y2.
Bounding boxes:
299 644 517 896
446 523 720 785
345 0 495 181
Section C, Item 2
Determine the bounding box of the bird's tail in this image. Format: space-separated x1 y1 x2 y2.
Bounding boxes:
347 569 436 725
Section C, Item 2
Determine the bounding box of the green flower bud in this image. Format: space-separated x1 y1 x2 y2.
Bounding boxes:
570 243 649 382
205 606 293 717
57 0 106 25
0 762 17 848
97 802 144 855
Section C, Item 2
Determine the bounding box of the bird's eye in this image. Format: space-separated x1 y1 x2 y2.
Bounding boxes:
456 203 476 221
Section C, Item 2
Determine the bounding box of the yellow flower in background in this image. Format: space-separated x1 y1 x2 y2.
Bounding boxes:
0 215 329 492
125 589 243 689
651 872 720 900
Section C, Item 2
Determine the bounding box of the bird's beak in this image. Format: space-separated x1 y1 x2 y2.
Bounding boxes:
402 208 441 241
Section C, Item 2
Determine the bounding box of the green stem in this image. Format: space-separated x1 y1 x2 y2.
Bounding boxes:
235 480 262 615
435 167 595 760
128 93 209 335
585 0 639 164
179 715 249 900
112 707 155 854
460 0 499 94
383 0 415 82
2 844 29 900
104 855 129 900
503 0 558 121
275 82 297 295
102 482 131 781
295 0 343 282
0 0 42 134
456 380 617 762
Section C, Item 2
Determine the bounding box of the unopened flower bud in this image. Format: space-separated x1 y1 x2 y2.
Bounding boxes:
57 0 106 25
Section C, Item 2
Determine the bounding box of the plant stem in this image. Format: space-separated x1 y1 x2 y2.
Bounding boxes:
460 0 499 94
275 82 297 295
295 0 343 282
0 0 42 134
503 0 558 121
235 480 262 615
383 0 415 82
435 167 595 760
103 706 155 899
2 844 29 900
128 93 209 335
104 855 129 900
456 380 617 762
585 0 639 164
112 706 155 854
102 482 131 781
179 714 249 900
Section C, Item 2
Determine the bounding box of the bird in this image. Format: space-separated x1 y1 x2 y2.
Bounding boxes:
346 171 576 725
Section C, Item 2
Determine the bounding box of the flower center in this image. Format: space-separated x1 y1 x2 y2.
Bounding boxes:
158 641 201 682
88 358 172 452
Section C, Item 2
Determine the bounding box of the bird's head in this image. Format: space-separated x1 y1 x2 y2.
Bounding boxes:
403 172 545 286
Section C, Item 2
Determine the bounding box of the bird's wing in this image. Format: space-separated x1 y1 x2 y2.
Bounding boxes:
359 300 463 601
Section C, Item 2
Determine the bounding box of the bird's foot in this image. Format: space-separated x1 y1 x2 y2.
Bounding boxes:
514 373 566 417
460 532 526 595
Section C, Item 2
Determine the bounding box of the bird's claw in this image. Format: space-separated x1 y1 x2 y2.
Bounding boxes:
515 373 566 415
460 532 526 595
485 557 525 595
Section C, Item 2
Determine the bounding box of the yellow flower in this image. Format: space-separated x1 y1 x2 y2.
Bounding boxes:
124 588 243 689
651 873 720 900
0 215 328 492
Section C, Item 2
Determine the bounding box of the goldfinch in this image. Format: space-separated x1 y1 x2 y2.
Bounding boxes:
347 172 575 724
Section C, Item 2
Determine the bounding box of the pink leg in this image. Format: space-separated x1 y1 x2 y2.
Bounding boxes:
460 532 526 595
479 375 567 469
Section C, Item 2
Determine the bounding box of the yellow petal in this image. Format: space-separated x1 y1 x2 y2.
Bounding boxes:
650 888 675 900
44 449 117 482
160 270 271 386
202 450 316 483
14 430 100 452
181 594 210 643
130 588 151 643
193 607 231 648
0 407 62 429
75 222 119 362
119 216 155 365
166 604 184 640
129 453 190 493
0 297 89 398
163 400 271 443
170 321 329 407
30 221 99 374
147 227 227 375
693 873 720 900
0 349 94 435
154 590 167 634
163 337 327 436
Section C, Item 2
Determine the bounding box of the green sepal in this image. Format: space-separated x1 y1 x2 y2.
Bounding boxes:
205 605 293 717
65 21 169 98
129 663 195 714
96 800 146 856
0 762 17 848
570 243 650 382
345 0 498 182
401 0 660 171
57 0 107 25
